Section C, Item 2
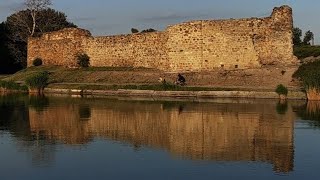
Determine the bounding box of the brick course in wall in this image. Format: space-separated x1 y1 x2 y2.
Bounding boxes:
27 5 297 72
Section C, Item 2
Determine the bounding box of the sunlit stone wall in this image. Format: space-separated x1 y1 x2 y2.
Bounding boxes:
27 6 296 72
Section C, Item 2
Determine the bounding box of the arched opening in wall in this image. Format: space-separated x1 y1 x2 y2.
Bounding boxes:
235 65 239 69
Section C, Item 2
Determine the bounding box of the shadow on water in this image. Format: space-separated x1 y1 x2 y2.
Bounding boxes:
0 95 301 173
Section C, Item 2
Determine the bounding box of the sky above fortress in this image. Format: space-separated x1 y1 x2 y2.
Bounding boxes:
0 0 319 44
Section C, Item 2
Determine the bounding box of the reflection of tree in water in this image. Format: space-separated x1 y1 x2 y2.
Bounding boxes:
294 101 320 127
28 95 49 112
0 95 56 167
0 95 31 138
79 104 91 120
161 101 187 114
276 100 288 115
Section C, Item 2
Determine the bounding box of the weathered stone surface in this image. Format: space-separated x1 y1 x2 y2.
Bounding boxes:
28 6 297 72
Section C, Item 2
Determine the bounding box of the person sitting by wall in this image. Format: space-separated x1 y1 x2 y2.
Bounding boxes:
175 74 186 86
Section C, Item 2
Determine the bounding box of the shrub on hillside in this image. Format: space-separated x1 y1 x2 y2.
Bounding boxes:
76 53 90 68
293 60 320 100
32 58 43 66
293 60 320 89
294 45 320 59
141 28 157 33
25 71 49 93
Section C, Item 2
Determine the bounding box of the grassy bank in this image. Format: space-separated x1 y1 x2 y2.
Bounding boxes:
0 80 28 92
0 75 8 80
4 65 161 84
2 65 301 93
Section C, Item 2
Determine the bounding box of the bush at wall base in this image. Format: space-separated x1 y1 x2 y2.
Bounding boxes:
275 84 288 99
76 53 90 68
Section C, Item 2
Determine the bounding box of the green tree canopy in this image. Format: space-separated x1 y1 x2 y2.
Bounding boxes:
293 27 302 46
131 28 139 33
303 30 314 45
141 28 157 33
2 8 76 72
0 22 21 73
6 8 76 45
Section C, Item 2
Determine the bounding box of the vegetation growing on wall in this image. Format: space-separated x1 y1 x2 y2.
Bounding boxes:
276 84 288 96
131 28 139 33
141 28 157 33
77 53 90 68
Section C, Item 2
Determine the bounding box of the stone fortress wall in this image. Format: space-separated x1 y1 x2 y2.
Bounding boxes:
27 5 296 72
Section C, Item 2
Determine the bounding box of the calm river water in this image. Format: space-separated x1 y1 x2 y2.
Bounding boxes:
0 94 320 180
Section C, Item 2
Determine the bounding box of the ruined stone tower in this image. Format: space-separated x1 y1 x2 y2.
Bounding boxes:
27 5 296 72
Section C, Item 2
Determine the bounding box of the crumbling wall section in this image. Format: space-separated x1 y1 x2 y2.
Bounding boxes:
253 6 295 65
166 5 295 72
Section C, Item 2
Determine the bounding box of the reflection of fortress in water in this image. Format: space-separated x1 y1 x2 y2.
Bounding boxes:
28 99 294 173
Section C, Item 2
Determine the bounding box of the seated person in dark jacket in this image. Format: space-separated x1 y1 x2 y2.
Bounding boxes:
176 74 186 85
